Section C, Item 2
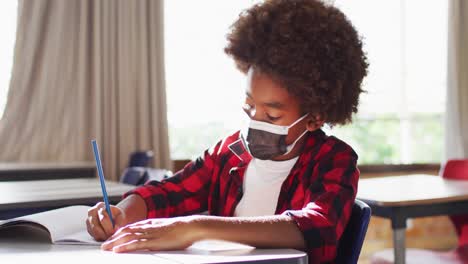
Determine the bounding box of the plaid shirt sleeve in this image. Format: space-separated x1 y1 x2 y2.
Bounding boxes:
123 141 222 219
282 140 359 262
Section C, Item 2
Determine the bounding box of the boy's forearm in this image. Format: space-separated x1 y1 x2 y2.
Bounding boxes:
116 194 148 225
193 215 306 250
113 195 306 250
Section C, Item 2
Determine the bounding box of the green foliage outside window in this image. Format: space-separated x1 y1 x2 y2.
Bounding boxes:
328 113 443 165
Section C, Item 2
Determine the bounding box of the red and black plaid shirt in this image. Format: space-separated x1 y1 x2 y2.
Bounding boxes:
125 129 359 263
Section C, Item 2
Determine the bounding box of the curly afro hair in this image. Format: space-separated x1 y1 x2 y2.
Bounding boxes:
225 0 368 125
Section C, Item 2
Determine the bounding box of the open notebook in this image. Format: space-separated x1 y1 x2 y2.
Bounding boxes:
0 205 99 245
0 205 255 253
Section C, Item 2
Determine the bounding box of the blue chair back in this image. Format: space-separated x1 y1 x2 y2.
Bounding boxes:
120 166 173 186
336 199 371 264
128 150 154 167
120 167 149 186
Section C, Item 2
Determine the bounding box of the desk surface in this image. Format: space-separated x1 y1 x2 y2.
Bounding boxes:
0 162 96 181
0 162 95 171
0 178 135 210
357 174 468 206
0 228 307 264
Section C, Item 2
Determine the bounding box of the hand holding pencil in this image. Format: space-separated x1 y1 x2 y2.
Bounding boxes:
87 201 127 241
86 140 129 241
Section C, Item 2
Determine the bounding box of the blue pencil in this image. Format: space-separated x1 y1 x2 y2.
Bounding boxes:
91 139 115 228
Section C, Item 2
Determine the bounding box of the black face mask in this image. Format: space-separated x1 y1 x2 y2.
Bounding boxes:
241 114 309 160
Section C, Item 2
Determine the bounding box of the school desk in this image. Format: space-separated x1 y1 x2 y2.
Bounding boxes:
0 226 308 264
0 162 96 181
357 174 468 264
0 178 134 219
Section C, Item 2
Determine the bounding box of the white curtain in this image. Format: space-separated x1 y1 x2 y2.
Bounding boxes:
445 0 468 160
0 0 172 180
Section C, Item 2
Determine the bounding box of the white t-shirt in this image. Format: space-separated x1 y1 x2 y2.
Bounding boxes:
234 157 299 217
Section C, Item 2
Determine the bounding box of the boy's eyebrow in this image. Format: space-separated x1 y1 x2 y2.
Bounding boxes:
264 101 285 109
245 92 285 109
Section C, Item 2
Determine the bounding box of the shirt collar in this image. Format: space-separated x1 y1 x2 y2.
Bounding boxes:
228 138 252 163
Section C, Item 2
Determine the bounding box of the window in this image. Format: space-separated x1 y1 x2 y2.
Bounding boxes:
165 1 259 160
0 1 18 118
329 0 447 164
165 1 447 165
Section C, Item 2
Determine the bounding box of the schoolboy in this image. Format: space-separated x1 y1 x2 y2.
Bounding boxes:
87 0 368 262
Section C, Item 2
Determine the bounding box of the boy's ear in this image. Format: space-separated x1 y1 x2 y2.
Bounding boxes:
306 114 325 131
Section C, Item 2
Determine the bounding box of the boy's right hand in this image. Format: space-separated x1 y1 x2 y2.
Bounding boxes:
86 202 127 241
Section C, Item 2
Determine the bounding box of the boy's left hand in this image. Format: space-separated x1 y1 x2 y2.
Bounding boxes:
101 216 202 253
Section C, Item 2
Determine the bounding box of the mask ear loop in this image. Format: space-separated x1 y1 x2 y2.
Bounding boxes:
284 129 309 155
283 113 310 155
287 113 309 128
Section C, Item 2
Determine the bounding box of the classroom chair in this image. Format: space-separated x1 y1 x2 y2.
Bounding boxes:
120 150 172 185
120 150 154 185
336 199 372 264
120 166 149 186
370 159 468 264
128 150 154 167
120 166 172 186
